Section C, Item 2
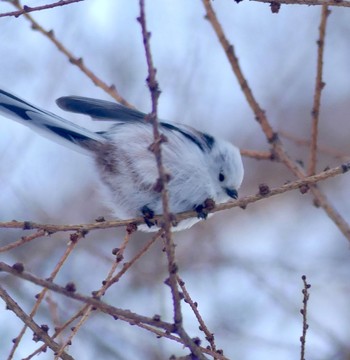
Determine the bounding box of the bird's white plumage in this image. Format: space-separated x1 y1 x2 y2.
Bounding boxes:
0 89 244 231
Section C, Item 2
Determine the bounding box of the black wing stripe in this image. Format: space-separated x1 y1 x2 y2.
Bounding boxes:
0 103 32 121
160 122 215 152
201 133 215 151
45 125 91 144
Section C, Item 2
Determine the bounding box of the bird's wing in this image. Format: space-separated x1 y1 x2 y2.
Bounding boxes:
56 96 146 122
0 89 104 153
56 96 215 153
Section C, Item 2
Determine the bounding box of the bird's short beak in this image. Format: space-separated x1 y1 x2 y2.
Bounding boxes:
225 187 238 199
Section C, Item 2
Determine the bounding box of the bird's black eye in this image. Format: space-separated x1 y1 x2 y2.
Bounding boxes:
219 173 225 182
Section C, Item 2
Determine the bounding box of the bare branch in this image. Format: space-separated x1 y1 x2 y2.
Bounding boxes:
0 230 46 253
106 229 162 288
22 230 161 359
0 285 74 360
0 0 84 18
250 0 350 7
178 277 218 354
7 232 82 360
241 148 274 160
308 5 329 176
202 0 350 242
137 1 206 358
300 275 311 360
1 162 349 235
9 0 132 107
280 131 350 162
0 262 175 333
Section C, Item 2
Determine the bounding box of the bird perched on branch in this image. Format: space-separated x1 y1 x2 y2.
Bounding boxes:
0 89 244 231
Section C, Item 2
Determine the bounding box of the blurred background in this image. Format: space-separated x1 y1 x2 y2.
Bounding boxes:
0 0 350 359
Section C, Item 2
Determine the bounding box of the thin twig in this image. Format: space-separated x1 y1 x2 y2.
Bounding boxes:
280 130 350 161
10 0 131 107
0 0 84 18
250 0 350 7
54 229 135 358
0 230 46 253
0 162 349 234
7 232 83 360
137 322 229 360
178 277 218 355
240 149 274 160
24 230 162 359
0 286 74 360
300 275 311 360
138 2 205 358
24 308 88 360
202 0 350 242
106 229 162 288
308 5 329 176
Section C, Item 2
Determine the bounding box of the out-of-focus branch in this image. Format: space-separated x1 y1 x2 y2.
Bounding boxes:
202 0 350 242
0 162 348 236
0 0 83 18
250 0 350 7
10 0 132 107
241 149 275 160
241 148 273 160
280 131 350 162
0 285 73 360
308 5 329 176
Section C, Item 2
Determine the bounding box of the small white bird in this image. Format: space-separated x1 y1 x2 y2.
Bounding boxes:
0 89 244 231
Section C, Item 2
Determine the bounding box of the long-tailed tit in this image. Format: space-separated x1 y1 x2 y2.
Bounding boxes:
0 89 244 231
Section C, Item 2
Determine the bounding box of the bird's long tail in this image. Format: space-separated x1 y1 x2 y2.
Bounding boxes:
0 89 104 153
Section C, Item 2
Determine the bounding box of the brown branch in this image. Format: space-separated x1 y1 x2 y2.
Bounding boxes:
0 0 84 18
202 0 350 242
240 148 273 160
279 131 350 161
10 0 131 107
7 232 82 360
106 229 162 288
0 286 74 360
178 277 218 355
136 3 171 230
54 229 135 358
23 230 162 359
0 262 175 333
250 0 350 7
24 308 88 360
0 230 47 253
137 2 204 358
300 275 311 360
202 0 275 142
3 256 226 359
308 5 329 176
134 323 229 360
0 162 349 235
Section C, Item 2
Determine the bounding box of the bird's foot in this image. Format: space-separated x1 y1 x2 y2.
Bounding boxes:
141 205 156 228
194 198 215 220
